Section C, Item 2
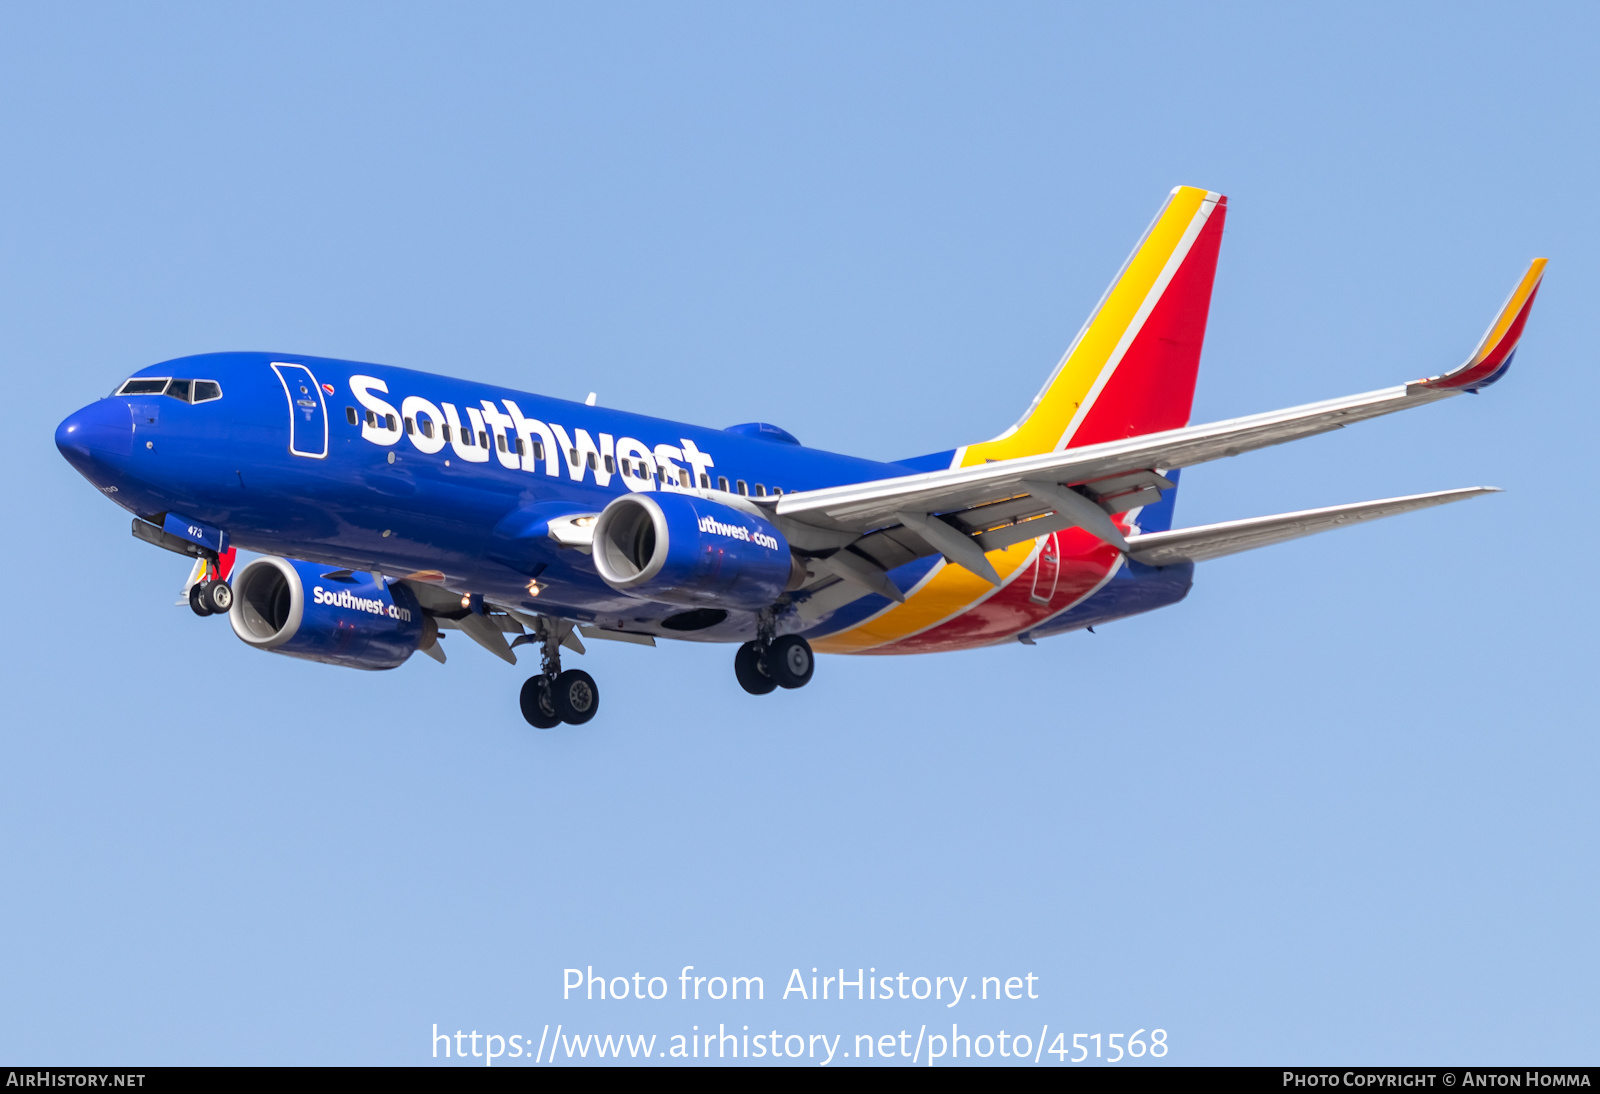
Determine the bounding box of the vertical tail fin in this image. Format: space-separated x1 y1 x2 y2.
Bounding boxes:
961 185 1227 466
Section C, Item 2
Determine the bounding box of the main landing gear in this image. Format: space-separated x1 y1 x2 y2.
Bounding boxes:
518 625 599 729
735 633 815 696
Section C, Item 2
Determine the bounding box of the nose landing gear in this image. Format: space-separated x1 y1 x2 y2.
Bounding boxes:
187 557 234 617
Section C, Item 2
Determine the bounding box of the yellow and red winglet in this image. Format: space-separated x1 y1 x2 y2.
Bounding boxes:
1411 258 1547 392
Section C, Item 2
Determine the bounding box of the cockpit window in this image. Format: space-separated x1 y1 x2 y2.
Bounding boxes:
117 378 170 395
114 377 223 402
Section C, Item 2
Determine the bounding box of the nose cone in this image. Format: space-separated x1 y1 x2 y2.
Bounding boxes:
56 399 133 478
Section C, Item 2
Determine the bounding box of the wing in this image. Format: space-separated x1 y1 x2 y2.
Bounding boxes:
768 260 1545 592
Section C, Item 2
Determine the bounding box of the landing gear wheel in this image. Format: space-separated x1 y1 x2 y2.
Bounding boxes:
768 635 814 689
734 641 777 695
202 581 233 614
189 583 214 617
519 676 561 729
552 669 599 725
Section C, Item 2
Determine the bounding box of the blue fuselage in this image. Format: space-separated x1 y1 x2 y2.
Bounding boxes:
56 352 939 642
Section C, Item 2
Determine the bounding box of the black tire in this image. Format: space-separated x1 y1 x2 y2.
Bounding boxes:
553 669 599 725
734 641 777 695
189 583 213 617
203 580 233 614
768 634 814 689
519 676 562 729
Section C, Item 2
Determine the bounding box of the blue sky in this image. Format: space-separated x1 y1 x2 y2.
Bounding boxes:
3 2 1596 1066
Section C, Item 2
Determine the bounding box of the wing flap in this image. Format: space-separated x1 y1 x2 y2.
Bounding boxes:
579 625 657 647
1123 487 1498 566
449 611 519 663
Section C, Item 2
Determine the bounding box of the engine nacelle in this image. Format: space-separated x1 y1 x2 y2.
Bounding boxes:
228 556 427 670
592 492 805 610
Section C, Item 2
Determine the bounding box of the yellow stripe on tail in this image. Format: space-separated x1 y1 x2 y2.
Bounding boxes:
813 185 1228 654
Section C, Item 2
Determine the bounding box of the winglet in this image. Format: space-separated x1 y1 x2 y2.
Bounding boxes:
1411 259 1547 393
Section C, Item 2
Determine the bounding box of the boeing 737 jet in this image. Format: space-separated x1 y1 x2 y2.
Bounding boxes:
55 187 1545 727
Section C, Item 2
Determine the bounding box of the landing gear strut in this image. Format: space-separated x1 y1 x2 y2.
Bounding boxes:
735 611 814 695
518 620 601 728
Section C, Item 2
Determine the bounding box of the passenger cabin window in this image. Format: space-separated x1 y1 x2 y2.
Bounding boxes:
117 378 170 396
386 414 397 431
717 476 729 491
754 484 766 497
478 431 488 448
736 480 748 496
346 407 358 425
366 409 377 427
497 434 508 453
421 420 434 439
404 417 415 435
586 452 597 470
603 454 615 473
700 473 710 488
532 441 545 461
515 438 525 456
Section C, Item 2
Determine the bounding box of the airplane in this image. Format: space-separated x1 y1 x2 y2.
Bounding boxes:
55 186 1545 728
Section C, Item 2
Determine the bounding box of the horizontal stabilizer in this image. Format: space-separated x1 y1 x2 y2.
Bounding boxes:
1124 487 1498 566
